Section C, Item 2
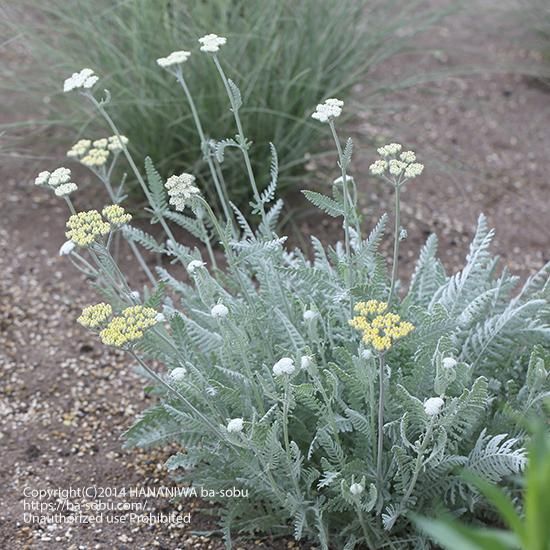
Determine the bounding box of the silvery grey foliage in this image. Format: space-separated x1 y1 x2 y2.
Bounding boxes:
46 42 550 549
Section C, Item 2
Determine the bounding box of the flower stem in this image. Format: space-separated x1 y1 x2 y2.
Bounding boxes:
388 186 401 306
329 121 353 291
376 353 386 491
85 93 180 252
98 171 156 286
175 69 235 231
212 55 265 220
130 351 224 438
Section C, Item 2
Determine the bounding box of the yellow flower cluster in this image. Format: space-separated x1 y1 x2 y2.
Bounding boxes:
66 210 111 247
81 148 110 168
102 204 132 225
67 135 128 163
77 303 113 329
99 305 159 348
349 300 414 352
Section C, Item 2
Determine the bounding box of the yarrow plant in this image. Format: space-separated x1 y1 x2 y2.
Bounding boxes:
37 36 550 550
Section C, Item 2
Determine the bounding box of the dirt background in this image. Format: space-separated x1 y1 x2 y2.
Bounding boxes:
1 0 549 548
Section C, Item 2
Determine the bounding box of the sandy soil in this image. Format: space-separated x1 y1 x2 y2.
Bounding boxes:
1 0 549 548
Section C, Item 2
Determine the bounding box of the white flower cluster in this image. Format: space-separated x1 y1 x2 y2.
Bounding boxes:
369 143 424 180
424 397 444 416
226 418 244 433
63 68 98 93
311 98 344 123
156 50 191 68
67 135 128 168
272 357 295 376
34 167 78 197
303 309 318 321
442 357 457 369
198 34 226 53
211 303 229 319
165 173 200 211
170 366 187 382
187 260 206 274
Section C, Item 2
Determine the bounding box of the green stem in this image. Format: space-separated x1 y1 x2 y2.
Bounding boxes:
398 419 435 512
355 502 376 549
175 69 235 231
97 172 157 286
329 121 353 292
282 377 300 494
85 93 180 251
376 353 386 490
130 352 224 439
388 186 401 306
212 55 265 220
63 196 76 215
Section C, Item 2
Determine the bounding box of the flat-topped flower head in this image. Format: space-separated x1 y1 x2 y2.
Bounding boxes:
63 68 98 93
99 305 160 348
81 148 109 168
370 144 423 180
54 182 78 196
107 135 128 152
165 172 200 211
312 97 344 123
102 204 132 225
78 302 113 329
65 210 111 247
198 34 226 53
273 357 295 376
157 50 191 68
349 300 414 352
35 167 77 196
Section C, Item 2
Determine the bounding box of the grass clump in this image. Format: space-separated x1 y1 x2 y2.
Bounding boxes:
3 0 446 210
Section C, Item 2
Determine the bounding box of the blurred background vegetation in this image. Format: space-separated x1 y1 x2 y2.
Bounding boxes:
1 0 448 212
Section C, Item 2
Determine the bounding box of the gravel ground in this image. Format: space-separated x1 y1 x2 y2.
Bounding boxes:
1 0 549 548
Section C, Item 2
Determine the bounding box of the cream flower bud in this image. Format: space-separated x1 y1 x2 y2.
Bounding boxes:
442 357 457 369
59 240 75 256
211 303 229 319
424 397 445 416
300 355 313 369
349 483 364 496
226 418 244 433
170 367 187 382
303 310 318 321
273 357 295 376
187 260 206 274
361 349 373 360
